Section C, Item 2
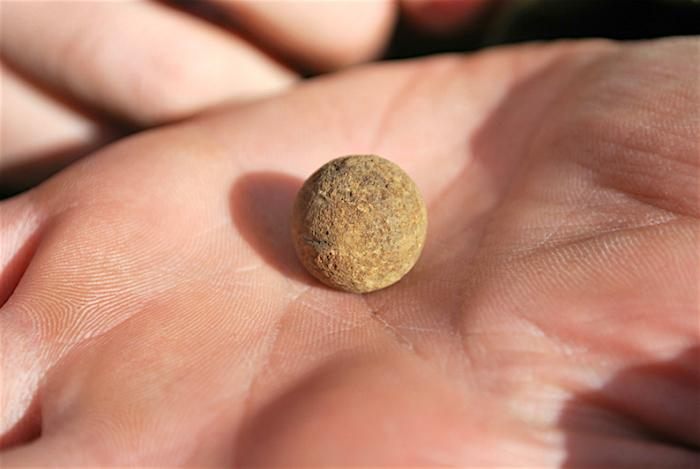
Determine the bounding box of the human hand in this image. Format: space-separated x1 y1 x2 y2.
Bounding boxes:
0 0 494 194
1 36 698 466
0 0 396 192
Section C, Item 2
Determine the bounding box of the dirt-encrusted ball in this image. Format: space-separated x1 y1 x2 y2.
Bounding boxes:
291 155 427 293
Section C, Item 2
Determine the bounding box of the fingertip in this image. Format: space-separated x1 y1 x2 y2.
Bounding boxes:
308 0 398 70
213 0 398 71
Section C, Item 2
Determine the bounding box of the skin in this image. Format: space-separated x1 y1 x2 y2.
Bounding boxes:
0 0 394 192
0 0 484 193
0 37 698 465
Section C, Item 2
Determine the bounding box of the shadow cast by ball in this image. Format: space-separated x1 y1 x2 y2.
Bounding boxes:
229 171 317 285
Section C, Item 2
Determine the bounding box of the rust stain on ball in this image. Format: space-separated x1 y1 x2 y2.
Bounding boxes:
291 155 427 293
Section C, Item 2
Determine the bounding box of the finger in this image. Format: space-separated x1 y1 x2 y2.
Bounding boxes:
0 194 45 449
0 62 117 196
401 0 491 34
210 0 396 71
0 0 295 126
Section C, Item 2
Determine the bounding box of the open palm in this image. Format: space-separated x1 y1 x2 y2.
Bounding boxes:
1 37 698 466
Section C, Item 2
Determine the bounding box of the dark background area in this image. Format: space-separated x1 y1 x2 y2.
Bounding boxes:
386 0 700 59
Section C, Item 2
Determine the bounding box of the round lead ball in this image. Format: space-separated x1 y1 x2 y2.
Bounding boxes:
291 155 427 293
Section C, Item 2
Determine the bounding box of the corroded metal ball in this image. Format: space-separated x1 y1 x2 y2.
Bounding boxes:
291 155 427 293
